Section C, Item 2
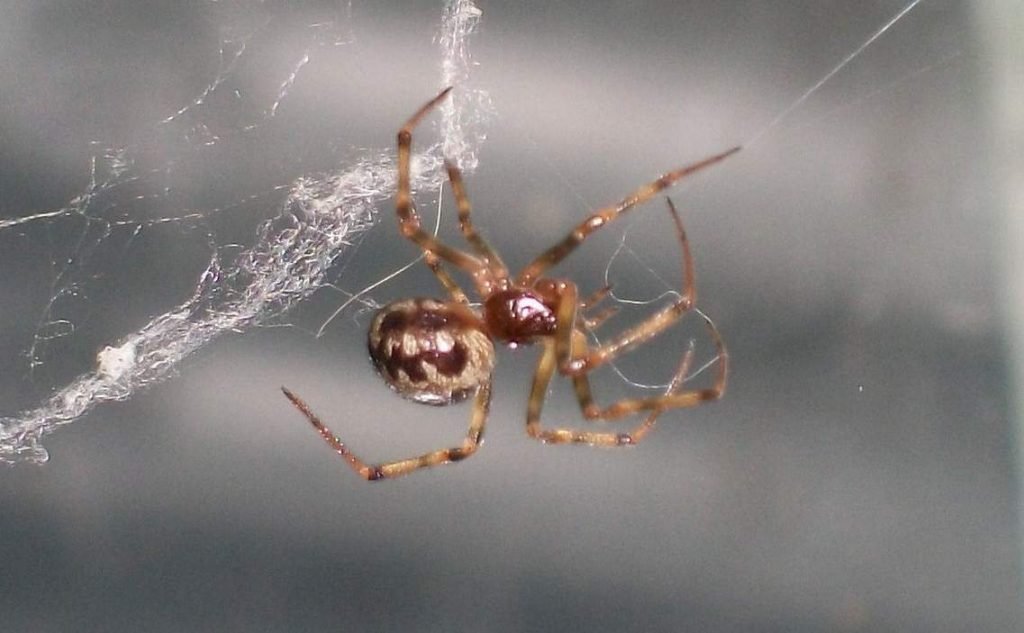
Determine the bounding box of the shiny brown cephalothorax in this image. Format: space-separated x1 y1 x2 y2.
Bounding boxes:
483 288 558 347
282 87 737 481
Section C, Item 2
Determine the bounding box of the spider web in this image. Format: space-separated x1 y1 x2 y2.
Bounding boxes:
0 0 935 465
0 0 490 463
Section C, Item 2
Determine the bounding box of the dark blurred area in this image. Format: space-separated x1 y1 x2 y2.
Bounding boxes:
1 1 1020 631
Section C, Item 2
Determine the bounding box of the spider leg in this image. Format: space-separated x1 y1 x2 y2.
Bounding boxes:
579 284 613 312
526 319 722 446
580 305 618 331
625 338 699 442
570 338 699 439
516 146 739 286
424 251 470 304
530 199 726 438
525 338 576 443
445 159 509 280
396 87 489 281
526 336 707 445
577 284 617 330
561 199 698 375
569 312 727 423
282 382 491 481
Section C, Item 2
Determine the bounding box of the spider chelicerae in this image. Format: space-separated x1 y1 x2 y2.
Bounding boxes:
282 87 739 481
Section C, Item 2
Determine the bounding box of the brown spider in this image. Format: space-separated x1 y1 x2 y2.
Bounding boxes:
282 87 739 481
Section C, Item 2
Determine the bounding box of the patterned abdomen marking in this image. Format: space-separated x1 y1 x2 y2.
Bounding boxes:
368 298 495 405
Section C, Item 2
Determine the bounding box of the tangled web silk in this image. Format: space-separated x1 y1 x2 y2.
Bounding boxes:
0 0 488 464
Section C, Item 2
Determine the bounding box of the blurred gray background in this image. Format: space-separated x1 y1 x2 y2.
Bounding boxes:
1 1 1020 631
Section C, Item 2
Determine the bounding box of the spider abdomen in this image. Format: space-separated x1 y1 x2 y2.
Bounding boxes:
368 298 495 406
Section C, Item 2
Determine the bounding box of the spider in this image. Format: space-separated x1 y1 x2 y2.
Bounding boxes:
282 87 739 481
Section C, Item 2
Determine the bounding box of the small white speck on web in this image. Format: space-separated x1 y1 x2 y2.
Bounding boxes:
96 343 138 382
